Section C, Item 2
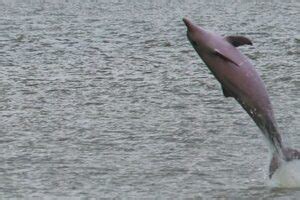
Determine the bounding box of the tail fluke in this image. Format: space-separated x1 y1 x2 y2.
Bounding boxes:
269 147 300 178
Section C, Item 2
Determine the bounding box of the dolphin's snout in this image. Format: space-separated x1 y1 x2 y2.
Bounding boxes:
183 17 193 31
182 17 190 26
183 17 200 33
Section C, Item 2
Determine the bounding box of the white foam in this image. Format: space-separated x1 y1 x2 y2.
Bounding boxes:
269 159 300 188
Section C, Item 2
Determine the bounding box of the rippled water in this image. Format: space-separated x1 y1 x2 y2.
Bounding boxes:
0 0 299 198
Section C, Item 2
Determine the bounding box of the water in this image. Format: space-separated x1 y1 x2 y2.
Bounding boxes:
270 160 300 188
0 0 299 198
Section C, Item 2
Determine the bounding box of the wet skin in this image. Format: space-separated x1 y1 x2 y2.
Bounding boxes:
183 17 300 178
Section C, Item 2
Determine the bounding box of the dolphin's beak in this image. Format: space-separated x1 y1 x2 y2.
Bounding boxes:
183 17 206 35
183 17 197 32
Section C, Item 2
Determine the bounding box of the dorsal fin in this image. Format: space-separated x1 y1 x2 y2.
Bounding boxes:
225 36 253 47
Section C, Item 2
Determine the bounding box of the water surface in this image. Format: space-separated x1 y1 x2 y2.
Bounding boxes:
0 0 299 199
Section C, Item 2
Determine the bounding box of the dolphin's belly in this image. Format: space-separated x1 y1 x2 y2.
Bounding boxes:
202 52 275 121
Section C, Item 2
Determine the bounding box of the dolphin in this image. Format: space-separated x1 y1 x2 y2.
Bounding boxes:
183 17 300 185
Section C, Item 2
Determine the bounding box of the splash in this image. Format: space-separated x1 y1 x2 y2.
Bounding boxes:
269 159 300 188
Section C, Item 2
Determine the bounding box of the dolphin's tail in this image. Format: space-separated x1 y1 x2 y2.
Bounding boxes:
241 102 284 156
259 116 283 156
248 108 300 181
269 147 300 178
237 99 284 155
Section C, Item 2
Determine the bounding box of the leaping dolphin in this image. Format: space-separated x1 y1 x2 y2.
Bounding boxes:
183 17 300 186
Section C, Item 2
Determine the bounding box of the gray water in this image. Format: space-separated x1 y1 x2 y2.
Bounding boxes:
0 0 299 199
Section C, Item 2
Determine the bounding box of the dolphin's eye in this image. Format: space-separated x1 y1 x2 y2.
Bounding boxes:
191 40 197 46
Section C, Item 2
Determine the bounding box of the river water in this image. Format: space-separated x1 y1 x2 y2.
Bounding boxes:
0 0 299 199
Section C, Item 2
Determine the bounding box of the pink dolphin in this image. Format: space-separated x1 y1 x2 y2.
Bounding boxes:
183 17 300 180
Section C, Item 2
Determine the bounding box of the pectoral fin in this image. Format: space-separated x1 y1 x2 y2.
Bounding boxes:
225 36 253 47
214 49 239 67
222 85 234 98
